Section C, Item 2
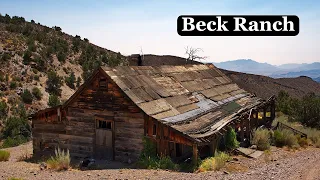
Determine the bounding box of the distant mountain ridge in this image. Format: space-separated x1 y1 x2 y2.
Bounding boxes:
213 59 320 82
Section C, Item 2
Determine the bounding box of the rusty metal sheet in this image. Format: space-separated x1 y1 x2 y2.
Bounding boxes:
216 76 228 84
210 95 224 101
170 72 193 82
187 71 204 80
113 66 138 76
138 99 172 115
176 103 199 114
153 76 188 96
152 108 180 119
144 87 161 100
181 81 205 92
131 88 154 102
111 77 129 90
123 89 144 104
207 68 221 77
165 95 193 108
202 79 219 88
198 69 213 79
230 89 246 96
200 88 219 98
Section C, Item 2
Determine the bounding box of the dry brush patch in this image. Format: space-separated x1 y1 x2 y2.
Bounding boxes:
0 149 10 161
46 148 70 171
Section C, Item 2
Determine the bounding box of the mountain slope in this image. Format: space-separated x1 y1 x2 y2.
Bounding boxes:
220 69 320 99
0 14 127 115
213 59 281 75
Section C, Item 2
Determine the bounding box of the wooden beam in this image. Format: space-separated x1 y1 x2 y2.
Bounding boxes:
192 144 198 164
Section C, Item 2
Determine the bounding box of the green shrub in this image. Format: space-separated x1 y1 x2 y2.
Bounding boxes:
273 130 299 148
65 72 75 89
20 89 33 104
137 137 179 170
198 152 230 172
32 87 42 100
224 127 239 150
296 136 308 148
46 71 62 96
0 150 10 161
1 136 28 148
252 129 271 150
0 100 8 120
46 148 70 171
48 94 60 107
34 75 40 81
10 81 17 89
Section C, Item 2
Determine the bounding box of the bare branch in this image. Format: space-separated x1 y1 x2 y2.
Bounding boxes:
185 46 207 63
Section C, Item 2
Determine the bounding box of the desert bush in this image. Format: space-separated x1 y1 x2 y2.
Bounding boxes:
8 178 23 180
296 136 309 148
20 89 33 104
224 127 239 151
34 75 40 81
46 71 62 96
48 94 60 107
137 137 179 170
32 87 42 100
46 148 70 171
252 129 271 150
0 150 10 161
1 136 28 148
0 100 8 120
198 152 230 172
65 72 75 89
10 81 17 89
273 130 299 148
315 139 320 148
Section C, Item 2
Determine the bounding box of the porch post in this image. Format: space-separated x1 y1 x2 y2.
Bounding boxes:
192 144 198 164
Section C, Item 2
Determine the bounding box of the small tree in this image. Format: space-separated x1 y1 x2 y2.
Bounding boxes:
185 46 207 63
224 127 239 150
46 71 62 96
32 87 43 100
23 50 32 65
65 72 75 89
48 94 60 107
76 76 82 87
21 89 33 104
0 100 8 120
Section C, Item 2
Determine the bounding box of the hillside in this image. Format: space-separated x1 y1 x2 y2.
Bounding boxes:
0 14 127 116
220 69 320 99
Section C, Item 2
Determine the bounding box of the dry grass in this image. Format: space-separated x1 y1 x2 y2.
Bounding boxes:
225 163 248 173
46 148 70 171
252 129 271 150
198 152 231 172
0 150 10 161
263 149 272 162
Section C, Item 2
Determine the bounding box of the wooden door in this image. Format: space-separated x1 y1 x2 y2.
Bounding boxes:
95 119 113 160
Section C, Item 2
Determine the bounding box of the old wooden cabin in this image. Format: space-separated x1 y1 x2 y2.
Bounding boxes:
31 64 275 163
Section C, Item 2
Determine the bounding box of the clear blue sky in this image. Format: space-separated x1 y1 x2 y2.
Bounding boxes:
1 0 319 65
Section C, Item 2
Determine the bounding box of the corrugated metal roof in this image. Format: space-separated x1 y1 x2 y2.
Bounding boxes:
104 64 263 143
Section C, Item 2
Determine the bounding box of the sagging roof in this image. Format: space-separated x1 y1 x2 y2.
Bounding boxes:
101 64 266 143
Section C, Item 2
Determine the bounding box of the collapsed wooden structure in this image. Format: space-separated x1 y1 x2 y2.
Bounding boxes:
31 64 275 163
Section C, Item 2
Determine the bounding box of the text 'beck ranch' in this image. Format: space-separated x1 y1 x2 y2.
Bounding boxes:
177 15 299 36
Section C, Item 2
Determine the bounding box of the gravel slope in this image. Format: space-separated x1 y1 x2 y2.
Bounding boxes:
1 142 320 180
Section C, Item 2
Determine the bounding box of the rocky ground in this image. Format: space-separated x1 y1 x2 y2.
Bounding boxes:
0 142 320 180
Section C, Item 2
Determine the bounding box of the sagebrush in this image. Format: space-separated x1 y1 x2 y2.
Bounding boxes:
46 148 70 171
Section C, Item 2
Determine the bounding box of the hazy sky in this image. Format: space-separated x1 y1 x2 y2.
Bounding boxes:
1 0 319 65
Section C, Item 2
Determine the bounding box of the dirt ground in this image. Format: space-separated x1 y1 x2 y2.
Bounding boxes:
1 142 320 180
